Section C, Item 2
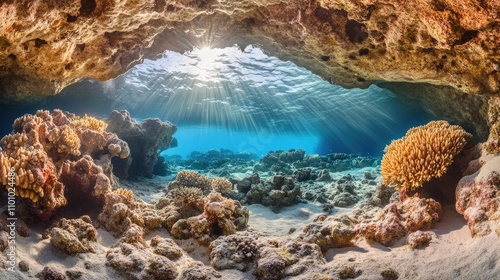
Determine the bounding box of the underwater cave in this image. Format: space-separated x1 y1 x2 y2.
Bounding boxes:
0 1 499 279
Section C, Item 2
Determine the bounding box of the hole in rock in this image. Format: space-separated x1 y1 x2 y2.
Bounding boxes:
455 30 479 46
79 0 96 17
34 38 47 48
67 14 78 22
345 20 368 43
7 53 16 60
358 48 369 56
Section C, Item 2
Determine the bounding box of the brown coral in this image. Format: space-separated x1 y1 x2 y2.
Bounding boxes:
211 177 233 193
174 170 212 191
113 188 134 203
381 120 472 192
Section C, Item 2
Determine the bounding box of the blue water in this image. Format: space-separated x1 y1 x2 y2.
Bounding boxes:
0 45 434 156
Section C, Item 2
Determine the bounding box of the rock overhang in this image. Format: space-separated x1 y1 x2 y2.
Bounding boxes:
0 0 499 137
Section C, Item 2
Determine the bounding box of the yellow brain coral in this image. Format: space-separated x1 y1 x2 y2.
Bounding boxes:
381 120 472 191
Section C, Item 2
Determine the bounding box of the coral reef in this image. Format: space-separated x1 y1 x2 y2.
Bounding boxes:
245 173 302 212
106 110 176 179
50 215 97 254
0 110 129 220
381 121 473 192
356 197 442 246
456 155 500 236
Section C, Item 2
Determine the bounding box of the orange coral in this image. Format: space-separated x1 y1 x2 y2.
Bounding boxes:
381 120 472 191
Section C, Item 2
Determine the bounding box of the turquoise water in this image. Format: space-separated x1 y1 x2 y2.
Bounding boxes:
0 45 434 156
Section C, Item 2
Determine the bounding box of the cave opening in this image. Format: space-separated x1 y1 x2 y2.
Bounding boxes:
0 45 435 159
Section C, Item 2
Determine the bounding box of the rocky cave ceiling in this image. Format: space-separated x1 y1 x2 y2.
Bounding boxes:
0 0 499 138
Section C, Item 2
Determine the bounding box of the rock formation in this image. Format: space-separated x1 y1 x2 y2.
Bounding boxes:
106 110 176 179
0 1 498 137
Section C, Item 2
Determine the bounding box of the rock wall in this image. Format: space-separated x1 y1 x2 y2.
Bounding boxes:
0 1 498 134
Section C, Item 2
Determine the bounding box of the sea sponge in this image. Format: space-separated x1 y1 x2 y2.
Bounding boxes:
73 114 108 133
381 120 472 191
211 177 233 193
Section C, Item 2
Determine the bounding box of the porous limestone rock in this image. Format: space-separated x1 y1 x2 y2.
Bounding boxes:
406 230 432 249
50 215 97 254
209 233 326 279
170 192 249 245
456 155 500 236
299 215 356 251
245 173 301 212
106 224 180 280
356 196 442 246
1 1 497 139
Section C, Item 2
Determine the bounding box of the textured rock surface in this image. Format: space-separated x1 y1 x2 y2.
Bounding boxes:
356 196 442 246
106 110 176 179
0 0 498 104
456 155 500 236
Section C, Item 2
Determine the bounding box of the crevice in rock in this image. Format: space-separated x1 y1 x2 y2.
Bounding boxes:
358 48 369 56
79 0 96 17
34 38 47 48
67 14 78 23
454 30 479 46
153 0 166 13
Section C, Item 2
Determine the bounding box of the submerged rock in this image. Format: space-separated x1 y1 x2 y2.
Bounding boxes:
356 197 442 246
456 155 500 236
106 110 176 179
50 215 97 254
